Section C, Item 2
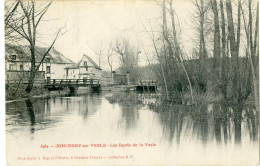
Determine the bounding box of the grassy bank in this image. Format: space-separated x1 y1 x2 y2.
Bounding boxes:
5 84 49 101
105 91 256 112
105 92 143 106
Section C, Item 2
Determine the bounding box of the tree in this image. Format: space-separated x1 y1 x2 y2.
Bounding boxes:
5 0 61 93
219 0 228 99
242 0 259 112
226 0 242 103
107 43 116 79
5 0 22 44
111 37 139 83
211 0 221 71
193 0 209 59
168 0 194 103
142 20 170 100
91 43 106 68
192 0 210 92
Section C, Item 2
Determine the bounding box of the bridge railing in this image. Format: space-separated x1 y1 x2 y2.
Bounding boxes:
46 79 100 85
137 80 158 86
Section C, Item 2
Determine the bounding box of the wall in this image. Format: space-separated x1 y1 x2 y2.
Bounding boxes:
66 69 80 79
6 71 45 84
6 60 74 80
49 63 72 79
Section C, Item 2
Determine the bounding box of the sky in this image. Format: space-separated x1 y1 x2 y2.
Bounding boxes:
35 0 195 70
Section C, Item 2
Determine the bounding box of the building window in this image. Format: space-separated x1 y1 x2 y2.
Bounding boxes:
47 77 50 83
46 66 50 73
20 64 23 71
9 64 14 70
46 57 50 63
86 67 88 71
84 61 87 67
10 55 16 60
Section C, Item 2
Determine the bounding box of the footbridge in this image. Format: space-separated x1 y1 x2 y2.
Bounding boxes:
45 79 101 92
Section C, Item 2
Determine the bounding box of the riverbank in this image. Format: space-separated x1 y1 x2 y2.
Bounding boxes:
6 85 74 102
5 84 135 102
105 91 256 111
5 84 49 101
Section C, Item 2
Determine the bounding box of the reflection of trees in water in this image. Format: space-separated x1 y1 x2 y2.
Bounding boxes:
232 105 243 144
79 96 89 119
46 96 51 113
158 109 183 145
244 107 258 142
192 104 208 144
157 104 258 146
118 105 139 132
6 97 53 135
25 99 35 134
79 94 102 121
6 98 45 124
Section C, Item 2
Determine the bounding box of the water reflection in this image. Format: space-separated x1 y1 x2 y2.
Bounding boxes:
6 94 258 143
118 105 139 131
25 99 35 134
5 93 258 165
157 102 258 147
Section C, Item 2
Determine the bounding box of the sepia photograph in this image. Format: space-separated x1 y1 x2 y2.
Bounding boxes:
3 0 260 165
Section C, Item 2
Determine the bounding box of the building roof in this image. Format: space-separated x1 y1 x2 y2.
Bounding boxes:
65 54 102 70
5 44 75 64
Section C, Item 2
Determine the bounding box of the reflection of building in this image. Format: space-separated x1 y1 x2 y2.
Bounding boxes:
5 45 75 82
65 54 102 80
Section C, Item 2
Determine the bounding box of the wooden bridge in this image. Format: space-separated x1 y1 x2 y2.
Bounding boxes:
136 80 158 92
45 79 101 92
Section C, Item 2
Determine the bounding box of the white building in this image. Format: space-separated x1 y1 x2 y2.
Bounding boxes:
65 54 102 80
5 45 75 82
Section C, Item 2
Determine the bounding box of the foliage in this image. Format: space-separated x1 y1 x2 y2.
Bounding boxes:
6 84 48 100
105 92 143 106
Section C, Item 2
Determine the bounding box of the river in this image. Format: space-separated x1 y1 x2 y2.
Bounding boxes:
5 92 259 166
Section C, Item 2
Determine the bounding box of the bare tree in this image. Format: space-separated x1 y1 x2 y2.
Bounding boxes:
226 0 242 102
107 43 116 79
142 20 170 100
5 0 23 43
242 0 259 113
219 0 228 99
91 43 106 68
111 37 139 83
5 0 20 25
211 0 221 70
168 0 194 103
5 0 62 93
192 0 210 93
193 0 209 59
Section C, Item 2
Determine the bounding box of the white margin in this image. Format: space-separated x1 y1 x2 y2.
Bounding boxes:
0 0 6 165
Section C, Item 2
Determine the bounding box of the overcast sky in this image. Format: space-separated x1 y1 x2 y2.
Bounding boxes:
35 0 195 70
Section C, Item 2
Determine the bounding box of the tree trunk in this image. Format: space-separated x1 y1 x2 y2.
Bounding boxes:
248 0 259 112
226 0 240 103
169 0 193 103
211 0 221 71
161 67 169 101
162 0 174 61
220 0 228 99
26 46 36 93
199 0 207 59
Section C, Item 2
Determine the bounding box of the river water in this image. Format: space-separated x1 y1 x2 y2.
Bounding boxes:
5 92 259 166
